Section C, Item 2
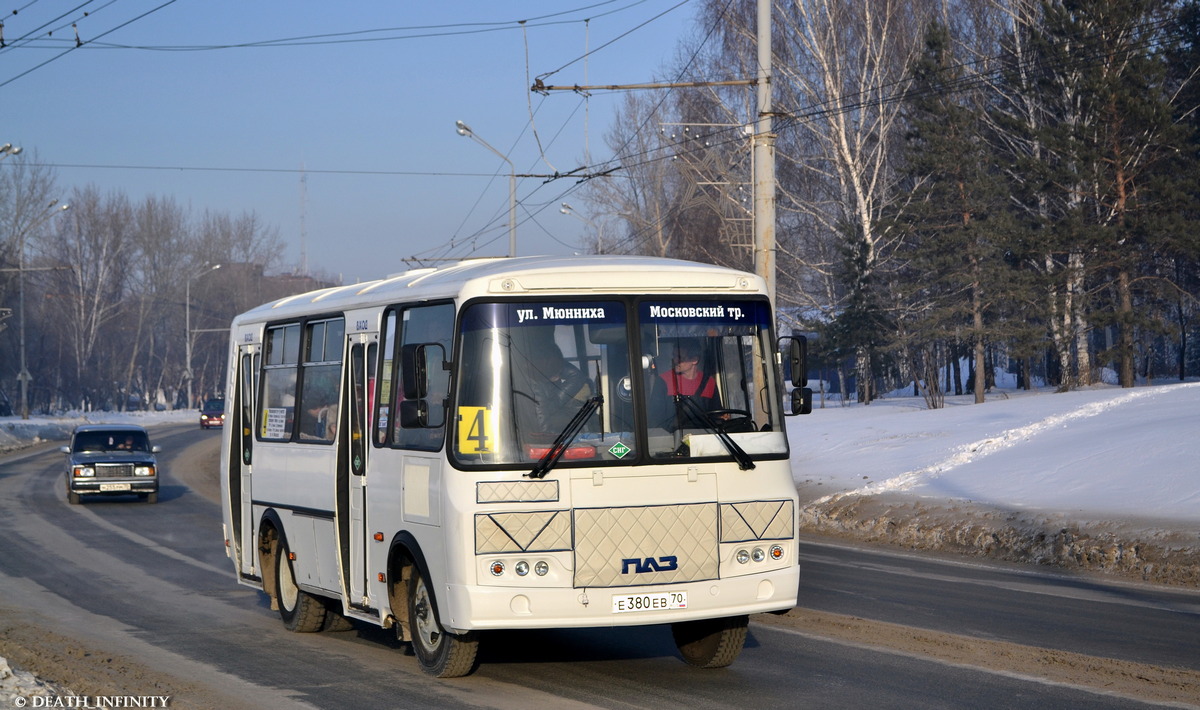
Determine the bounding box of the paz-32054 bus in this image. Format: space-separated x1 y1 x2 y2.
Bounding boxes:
219 255 811 677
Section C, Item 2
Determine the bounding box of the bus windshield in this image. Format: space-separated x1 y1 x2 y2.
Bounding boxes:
452 298 787 469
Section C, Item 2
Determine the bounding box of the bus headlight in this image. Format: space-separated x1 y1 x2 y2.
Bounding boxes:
752 547 766 563
489 561 505 576
736 549 750 564
534 561 549 576
515 561 530 576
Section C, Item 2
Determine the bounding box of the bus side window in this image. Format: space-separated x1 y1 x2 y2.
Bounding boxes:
296 318 344 443
375 310 397 446
260 323 300 440
392 303 454 451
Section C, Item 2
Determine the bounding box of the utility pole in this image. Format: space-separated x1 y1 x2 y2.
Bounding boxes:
532 0 778 305
5 201 70 419
752 0 777 308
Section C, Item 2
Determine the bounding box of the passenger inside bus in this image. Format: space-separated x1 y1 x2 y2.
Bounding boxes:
301 387 338 441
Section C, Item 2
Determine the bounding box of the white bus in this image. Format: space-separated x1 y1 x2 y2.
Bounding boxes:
219 255 811 677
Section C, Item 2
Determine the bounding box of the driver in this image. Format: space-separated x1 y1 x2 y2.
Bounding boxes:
524 343 592 436
661 340 719 409
657 340 722 430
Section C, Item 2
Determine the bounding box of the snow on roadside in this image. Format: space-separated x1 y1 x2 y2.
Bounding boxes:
0 656 73 705
789 381 1200 585
0 409 196 453
801 382 1200 518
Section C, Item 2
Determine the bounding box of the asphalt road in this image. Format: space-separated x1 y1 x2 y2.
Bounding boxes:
0 422 1197 709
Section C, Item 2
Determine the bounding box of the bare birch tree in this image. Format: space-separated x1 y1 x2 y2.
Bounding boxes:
40 185 132 409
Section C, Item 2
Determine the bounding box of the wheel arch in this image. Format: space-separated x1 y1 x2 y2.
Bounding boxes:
385 531 436 641
257 507 286 611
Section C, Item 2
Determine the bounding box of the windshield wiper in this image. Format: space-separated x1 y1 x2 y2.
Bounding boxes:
528 396 603 479
677 397 755 471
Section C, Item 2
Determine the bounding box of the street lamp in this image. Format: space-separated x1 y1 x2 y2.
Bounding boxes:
1 143 23 160
455 120 516 258
560 202 605 254
14 200 69 419
185 263 221 410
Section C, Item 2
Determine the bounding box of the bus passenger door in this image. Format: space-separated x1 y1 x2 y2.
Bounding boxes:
340 335 376 608
232 344 259 578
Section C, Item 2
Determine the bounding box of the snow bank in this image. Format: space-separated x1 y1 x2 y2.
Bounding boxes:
789 382 1200 585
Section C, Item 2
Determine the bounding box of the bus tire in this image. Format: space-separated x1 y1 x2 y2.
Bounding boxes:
407 566 478 677
275 539 327 633
671 615 748 668
321 600 355 632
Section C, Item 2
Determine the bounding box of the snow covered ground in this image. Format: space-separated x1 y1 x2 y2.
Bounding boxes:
0 408 196 453
790 379 1200 585
792 380 1200 523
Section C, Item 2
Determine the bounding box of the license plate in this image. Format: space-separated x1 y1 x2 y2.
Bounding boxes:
99 483 131 492
611 591 688 614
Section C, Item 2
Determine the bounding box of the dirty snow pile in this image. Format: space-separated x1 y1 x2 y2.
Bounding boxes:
0 655 73 705
789 379 1200 584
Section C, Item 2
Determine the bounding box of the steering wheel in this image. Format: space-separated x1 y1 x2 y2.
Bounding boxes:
705 408 754 432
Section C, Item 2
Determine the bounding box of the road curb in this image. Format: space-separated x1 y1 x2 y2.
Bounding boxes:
800 495 1200 587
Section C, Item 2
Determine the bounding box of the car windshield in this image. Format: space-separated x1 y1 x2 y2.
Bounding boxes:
204 399 225 412
73 431 151 453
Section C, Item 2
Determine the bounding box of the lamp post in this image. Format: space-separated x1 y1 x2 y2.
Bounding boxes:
1 143 23 160
560 202 606 254
455 120 516 258
185 264 221 410
13 200 69 419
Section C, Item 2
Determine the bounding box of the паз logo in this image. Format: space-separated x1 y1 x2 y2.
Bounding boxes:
621 555 678 574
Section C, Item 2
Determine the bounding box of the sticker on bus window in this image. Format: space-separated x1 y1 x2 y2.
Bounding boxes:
457 406 498 454
263 407 288 439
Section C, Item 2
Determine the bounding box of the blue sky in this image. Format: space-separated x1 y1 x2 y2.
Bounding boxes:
2 1 699 283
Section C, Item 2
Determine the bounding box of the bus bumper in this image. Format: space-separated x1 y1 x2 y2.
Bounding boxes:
438 566 800 632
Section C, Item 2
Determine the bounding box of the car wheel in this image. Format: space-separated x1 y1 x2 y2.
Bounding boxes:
671 615 748 668
275 538 326 632
68 491 81 505
408 565 478 677
146 492 158 504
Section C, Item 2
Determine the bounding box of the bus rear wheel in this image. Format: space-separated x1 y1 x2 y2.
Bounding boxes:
671 615 748 668
275 539 327 633
407 566 478 677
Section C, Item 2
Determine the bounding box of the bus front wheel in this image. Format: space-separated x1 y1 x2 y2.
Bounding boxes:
407 566 478 677
275 539 327 633
671 614 748 668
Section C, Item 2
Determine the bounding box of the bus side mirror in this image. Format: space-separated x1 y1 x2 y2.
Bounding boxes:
401 344 428 400
399 398 428 428
399 395 447 429
401 343 448 428
791 387 813 416
779 335 808 386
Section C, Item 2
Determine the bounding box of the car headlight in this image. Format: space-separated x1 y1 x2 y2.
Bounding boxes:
73 466 95 477
134 465 155 476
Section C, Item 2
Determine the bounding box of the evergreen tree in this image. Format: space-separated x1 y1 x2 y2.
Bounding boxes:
887 21 1038 405
1031 0 1192 387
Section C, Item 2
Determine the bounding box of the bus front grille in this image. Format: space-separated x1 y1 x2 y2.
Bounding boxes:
573 504 718 588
